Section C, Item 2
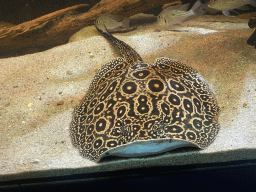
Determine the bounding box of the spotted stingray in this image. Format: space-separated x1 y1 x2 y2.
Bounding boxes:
69 24 220 162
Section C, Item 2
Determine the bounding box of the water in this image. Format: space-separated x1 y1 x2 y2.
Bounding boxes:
0 0 255 183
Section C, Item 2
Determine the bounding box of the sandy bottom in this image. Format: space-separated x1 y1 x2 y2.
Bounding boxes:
0 14 256 181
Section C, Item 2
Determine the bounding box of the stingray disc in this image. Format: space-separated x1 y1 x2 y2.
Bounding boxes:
69 24 220 162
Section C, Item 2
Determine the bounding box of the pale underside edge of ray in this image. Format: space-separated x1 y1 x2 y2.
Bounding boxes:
95 138 201 162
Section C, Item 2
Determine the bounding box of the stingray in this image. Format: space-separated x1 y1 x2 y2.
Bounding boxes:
69 24 220 162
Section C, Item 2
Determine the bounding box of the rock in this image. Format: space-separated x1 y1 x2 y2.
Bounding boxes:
57 101 64 106
69 26 97 43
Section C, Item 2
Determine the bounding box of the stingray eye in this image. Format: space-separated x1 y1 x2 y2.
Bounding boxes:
164 18 166 23
158 15 161 19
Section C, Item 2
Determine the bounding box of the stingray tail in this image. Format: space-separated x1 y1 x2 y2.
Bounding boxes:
94 23 143 64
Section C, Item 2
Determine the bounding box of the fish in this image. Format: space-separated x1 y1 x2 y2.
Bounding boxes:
248 15 256 28
95 14 136 33
69 23 220 162
157 0 205 26
247 29 256 48
167 27 218 34
208 0 256 17
247 16 256 48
